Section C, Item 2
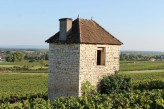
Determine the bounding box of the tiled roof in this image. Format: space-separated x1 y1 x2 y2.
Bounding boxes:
45 18 123 45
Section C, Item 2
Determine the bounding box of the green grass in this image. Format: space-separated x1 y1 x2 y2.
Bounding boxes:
0 65 20 67
0 73 48 98
29 66 47 70
120 61 164 71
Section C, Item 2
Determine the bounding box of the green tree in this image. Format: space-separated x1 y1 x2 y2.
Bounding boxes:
5 54 13 62
5 52 25 62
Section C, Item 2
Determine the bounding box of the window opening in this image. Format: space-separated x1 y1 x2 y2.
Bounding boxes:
97 47 105 65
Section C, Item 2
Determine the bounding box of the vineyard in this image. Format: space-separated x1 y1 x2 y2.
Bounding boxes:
120 61 164 71
0 60 164 108
0 90 164 109
120 71 164 82
0 73 47 98
0 72 164 108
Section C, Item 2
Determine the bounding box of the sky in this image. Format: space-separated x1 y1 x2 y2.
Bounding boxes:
0 0 164 51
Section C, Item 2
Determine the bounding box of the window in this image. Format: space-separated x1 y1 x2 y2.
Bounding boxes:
97 47 105 65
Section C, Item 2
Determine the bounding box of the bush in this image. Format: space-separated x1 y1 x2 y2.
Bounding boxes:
81 81 96 96
1 90 164 109
100 75 132 94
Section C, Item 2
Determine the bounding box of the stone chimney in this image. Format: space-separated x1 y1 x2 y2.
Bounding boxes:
59 18 73 40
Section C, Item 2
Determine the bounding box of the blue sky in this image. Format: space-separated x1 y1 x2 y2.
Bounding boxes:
0 0 164 51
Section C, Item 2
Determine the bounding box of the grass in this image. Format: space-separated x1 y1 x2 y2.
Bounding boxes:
29 66 47 70
0 65 20 67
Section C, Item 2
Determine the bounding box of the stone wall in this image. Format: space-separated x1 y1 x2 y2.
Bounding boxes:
48 43 80 101
48 43 120 100
79 44 120 96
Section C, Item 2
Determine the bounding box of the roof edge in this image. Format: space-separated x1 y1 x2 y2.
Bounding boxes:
92 20 123 45
46 41 122 45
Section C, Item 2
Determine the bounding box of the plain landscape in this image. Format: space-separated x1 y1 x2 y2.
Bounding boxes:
1 0 164 108
0 48 164 108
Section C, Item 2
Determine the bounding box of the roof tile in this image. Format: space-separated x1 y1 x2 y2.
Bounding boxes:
45 18 123 45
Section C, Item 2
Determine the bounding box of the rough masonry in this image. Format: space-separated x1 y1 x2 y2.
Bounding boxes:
46 17 122 100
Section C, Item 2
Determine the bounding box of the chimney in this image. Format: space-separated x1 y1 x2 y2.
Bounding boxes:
59 18 73 40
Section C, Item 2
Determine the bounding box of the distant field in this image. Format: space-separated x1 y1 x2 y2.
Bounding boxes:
120 71 164 82
120 61 164 71
120 61 164 82
0 60 48 67
0 60 48 73
1 60 164 72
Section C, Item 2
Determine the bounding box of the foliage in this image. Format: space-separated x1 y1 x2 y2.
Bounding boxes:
81 81 97 96
110 90 164 109
0 49 48 63
0 93 48 104
5 52 25 62
0 90 164 109
53 95 113 109
100 75 132 94
120 53 150 61
120 53 164 61
24 50 48 61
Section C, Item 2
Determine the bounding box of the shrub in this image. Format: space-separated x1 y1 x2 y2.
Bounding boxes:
81 81 96 96
100 75 132 94
1 91 164 109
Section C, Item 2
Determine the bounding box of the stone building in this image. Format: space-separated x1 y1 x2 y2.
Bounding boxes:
45 17 122 100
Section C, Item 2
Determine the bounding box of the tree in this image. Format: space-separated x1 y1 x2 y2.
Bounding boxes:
5 52 25 62
5 54 13 62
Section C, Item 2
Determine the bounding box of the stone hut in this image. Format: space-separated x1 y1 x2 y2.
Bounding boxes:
45 17 122 100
